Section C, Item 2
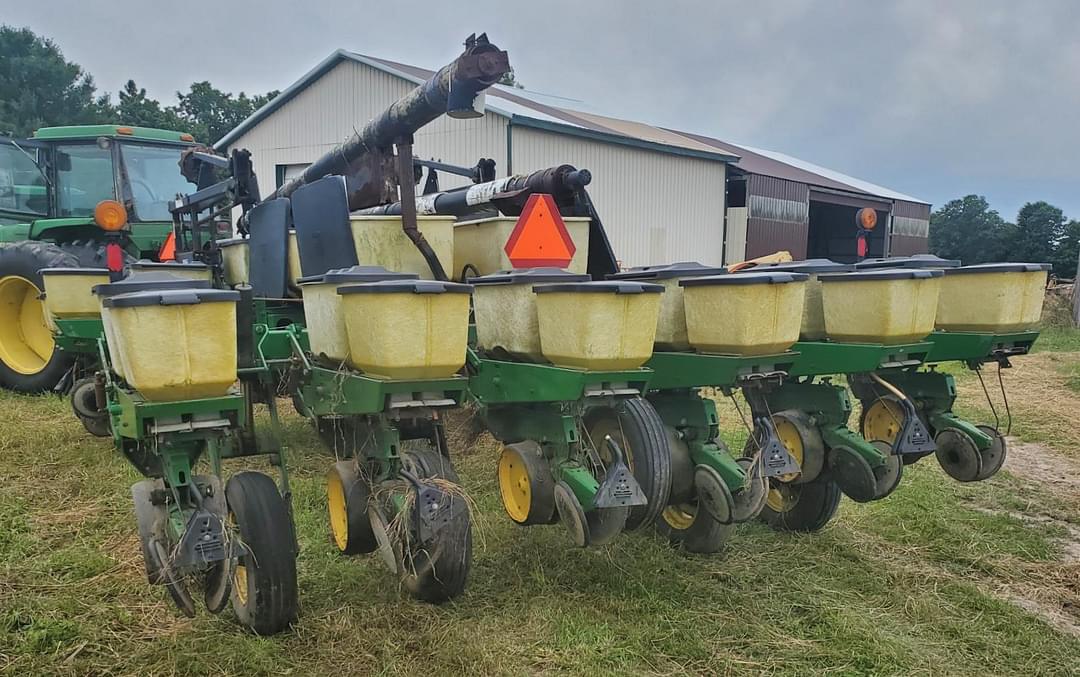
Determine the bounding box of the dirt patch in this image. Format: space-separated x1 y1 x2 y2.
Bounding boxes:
956 352 1080 460
1005 593 1080 639
1004 437 1080 498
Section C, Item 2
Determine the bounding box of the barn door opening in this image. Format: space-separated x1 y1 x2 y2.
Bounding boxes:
807 197 888 263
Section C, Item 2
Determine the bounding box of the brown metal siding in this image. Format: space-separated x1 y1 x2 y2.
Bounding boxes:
890 200 930 255
892 200 931 220
745 175 810 259
889 234 929 256
746 219 809 259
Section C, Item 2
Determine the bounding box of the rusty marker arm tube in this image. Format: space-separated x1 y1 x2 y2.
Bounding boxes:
268 34 509 205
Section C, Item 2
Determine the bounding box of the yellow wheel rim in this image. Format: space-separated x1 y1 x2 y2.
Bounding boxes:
774 419 804 484
327 469 349 552
765 417 806 512
766 481 799 513
229 512 249 606
863 399 904 444
0 275 54 375
498 447 532 524
661 504 696 531
233 563 248 606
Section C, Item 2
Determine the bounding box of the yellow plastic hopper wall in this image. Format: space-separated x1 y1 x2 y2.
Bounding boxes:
533 281 663 370
608 262 728 349
102 288 239 401
350 216 455 280
41 268 110 321
471 268 591 360
453 217 590 280
217 239 250 286
819 269 943 343
338 280 472 379
287 231 302 291
129 261 212 282
680 272 807 355
300 266 419 364
94 273 213 382
735 259 855 340
936 263 1051 331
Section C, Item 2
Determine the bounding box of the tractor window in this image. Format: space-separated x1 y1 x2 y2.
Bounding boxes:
0 144 47 216
55 145 116 217
121 144 196 222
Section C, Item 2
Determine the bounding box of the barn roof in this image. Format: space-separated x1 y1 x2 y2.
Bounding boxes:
218 49 926 205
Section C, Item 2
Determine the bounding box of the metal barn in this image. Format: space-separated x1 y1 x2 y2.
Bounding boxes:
219 50 929 268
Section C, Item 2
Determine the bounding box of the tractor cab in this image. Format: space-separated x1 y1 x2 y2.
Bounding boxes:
0 125 198 256
0 125 198 393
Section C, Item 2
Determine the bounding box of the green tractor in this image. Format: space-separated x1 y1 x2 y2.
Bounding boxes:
0 125 198 392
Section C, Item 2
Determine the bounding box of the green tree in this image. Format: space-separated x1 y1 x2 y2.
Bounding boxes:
174 82 278 145
1051 219 1080 279
117 80 185 132
929 195 1010 264
0 26 112 136
1008 201 1066 267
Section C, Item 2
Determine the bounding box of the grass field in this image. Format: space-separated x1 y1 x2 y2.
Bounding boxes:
2 335 1079 675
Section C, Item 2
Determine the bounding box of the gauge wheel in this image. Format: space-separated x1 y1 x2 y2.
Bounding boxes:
397 448 472 603
226 471 298 634
327 460 377 555
655 499 734 554
497 442 556 526
860 396 906 446
584 398 670 531
759 476 842 533
974 425 1007 480
935 428 983 482
70 377 110 437
871 440 903 500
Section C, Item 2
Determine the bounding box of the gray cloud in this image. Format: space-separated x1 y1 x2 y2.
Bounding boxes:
7 0 1077 219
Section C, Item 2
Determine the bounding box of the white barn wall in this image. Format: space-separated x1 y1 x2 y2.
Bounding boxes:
510 126 726 268
224 58 729 268
226 60 508 194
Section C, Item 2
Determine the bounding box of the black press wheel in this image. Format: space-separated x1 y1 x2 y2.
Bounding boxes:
70 377 110 437
326 460 377 555
584 398 671 531
759 477 842 532
974 425 1007 480
226 471 298 634
398 448 472 603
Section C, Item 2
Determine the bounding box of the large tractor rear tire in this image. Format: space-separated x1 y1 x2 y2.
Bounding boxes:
0 242 79 393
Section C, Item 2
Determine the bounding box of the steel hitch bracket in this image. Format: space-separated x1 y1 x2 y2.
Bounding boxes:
592 436 647 509
400 469 466 544
754 416 801 477
892 396 936 455
174 508 229 570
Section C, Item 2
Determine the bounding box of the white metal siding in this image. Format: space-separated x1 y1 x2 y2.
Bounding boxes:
225 60 508 194
724 207 748 264
510 126 726 268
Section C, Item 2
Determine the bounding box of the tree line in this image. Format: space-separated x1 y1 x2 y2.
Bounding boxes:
930 196 1079 279
4 27 1077 276
0 26 277 145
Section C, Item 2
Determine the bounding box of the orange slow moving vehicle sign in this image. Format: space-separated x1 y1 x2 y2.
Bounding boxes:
504 193 576 268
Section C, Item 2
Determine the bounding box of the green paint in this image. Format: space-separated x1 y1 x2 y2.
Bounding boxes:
788 341 931 377
468 351 652 404
33 125 194 144
300 365 467 416
556 462 600 509
645 350 796 390
820 424 887 466
924 330 1039 364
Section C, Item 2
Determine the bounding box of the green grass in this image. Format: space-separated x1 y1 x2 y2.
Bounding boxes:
1032 326 1080 353
1 388 1079 676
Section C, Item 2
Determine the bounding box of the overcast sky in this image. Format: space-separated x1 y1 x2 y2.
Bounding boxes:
7 1 1079 220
